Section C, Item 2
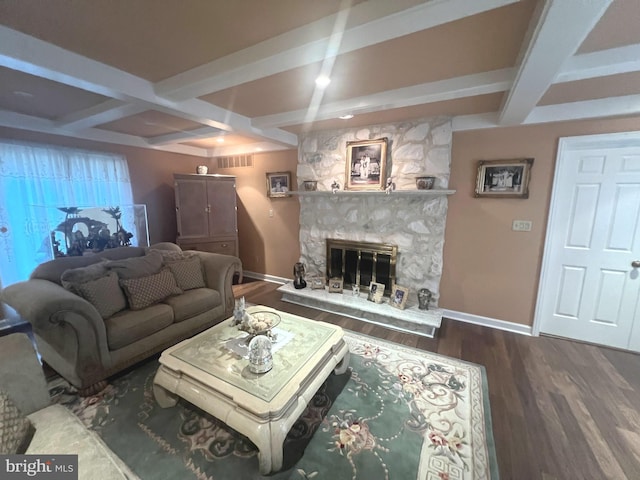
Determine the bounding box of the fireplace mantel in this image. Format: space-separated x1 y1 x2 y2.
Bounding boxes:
290 189 455 197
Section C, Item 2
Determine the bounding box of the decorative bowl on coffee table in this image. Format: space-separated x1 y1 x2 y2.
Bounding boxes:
239 310 281 342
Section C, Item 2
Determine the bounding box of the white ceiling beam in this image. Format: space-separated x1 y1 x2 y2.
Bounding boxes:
0 109 210 157
0 25 297 147
55 100 147 130
556 43 640 83
154 0 520 101
452 94 640 131
253 68 515 128
147 126 225 146
498 0 613 125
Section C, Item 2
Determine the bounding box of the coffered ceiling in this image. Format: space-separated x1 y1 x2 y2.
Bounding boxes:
0 0 639 157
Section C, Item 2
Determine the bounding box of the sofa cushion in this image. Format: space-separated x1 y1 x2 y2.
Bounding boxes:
166 256 205 291
106 250 163 279
162 288 221 322
30 255 104 285
72 271 127 319
151 248 193 263
0 391 35 454
61 261 108 290
104 304 174 350
119 268 182 310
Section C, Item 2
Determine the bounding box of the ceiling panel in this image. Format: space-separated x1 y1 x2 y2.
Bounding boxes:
539 71 640 106
0 67 109 120
98 111 205 137
201 1 535 118
578 0 640 53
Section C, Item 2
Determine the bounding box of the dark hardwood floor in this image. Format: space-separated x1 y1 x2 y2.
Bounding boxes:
234 280 640 480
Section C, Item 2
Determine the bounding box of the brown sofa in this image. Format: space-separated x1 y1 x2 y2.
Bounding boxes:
1 243 241 394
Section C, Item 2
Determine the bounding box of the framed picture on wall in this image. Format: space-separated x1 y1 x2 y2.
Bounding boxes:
266 171 292 198
474 158 534 198
345 138 388 191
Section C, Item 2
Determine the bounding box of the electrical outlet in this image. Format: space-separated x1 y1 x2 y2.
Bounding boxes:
269 209 274 218
512 220 532 232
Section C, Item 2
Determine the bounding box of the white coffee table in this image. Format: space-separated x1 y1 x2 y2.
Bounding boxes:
153 305 349 474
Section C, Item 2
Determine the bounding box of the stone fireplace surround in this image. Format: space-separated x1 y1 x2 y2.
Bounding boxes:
280 117 453 336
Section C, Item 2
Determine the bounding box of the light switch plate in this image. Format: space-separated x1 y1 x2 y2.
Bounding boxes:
512 220 532 231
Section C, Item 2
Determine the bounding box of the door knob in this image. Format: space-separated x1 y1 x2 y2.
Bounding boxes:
632 260 640 268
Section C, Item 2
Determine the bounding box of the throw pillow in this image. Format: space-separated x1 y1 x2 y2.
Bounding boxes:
0 392 35 454
106 250 163 279
119 268 183 310
150 249 194 263
166 256 205 290
60 261 108 293
74 271 128 319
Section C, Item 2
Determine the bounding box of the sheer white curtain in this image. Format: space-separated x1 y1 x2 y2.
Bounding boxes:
0 140 133 286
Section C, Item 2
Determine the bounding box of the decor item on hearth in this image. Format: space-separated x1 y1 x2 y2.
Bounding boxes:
418 288 433 310
475 157 534 198
351 283 360 296
345 137 388 191
331 180 340 193
389 285 409 309
248 335 273 374
309 276 325 289
266 171 292 198
367 281 385 303
196 165 208 174
303 180 317 191
293 262 307 289
328 277 344 293
415 176 436 190
238 310 280 342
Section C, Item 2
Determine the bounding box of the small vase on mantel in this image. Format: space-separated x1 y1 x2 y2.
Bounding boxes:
293 262 307 289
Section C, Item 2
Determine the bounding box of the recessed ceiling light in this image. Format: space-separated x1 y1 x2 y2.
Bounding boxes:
339 114 354 120
256 147 263 152
315 75 331 88
216 137 225 143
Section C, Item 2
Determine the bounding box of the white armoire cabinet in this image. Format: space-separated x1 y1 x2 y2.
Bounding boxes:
173 173 238 256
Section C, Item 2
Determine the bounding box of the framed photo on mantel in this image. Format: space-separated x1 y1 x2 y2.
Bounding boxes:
345 138 388 191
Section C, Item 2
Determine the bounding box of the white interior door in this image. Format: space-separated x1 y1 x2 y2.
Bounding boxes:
536 132 640 351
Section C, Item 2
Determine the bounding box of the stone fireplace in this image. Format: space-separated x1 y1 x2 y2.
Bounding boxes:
279 116 452 337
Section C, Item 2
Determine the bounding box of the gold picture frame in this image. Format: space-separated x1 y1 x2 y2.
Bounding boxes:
309 276 325 289
345 138 388 191
266 171 292 198
389 285 409 310
328 277 344 293
474 158 533 198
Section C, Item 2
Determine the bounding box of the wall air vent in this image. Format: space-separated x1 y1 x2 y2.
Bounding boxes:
216 155 254 169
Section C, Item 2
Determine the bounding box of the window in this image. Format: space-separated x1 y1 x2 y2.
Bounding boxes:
0 140 134 286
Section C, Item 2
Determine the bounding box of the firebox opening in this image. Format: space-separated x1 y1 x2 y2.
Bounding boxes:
326 239 397 295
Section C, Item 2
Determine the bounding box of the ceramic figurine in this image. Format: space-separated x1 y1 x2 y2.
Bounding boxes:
331 180 340 193
418 288 433 310
233 296 251 325
293 262 307 289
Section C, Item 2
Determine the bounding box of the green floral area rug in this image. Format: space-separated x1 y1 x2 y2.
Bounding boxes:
52 332 498 480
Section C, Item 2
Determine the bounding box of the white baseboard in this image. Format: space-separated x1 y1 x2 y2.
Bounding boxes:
241 275 534 336
441 309 533 336
242 271 290 285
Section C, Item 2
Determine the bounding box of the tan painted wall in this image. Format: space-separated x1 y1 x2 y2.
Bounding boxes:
213 150 300 280
441 116 640 326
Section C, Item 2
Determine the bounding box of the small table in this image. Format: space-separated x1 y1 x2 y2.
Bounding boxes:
153 305 349 474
